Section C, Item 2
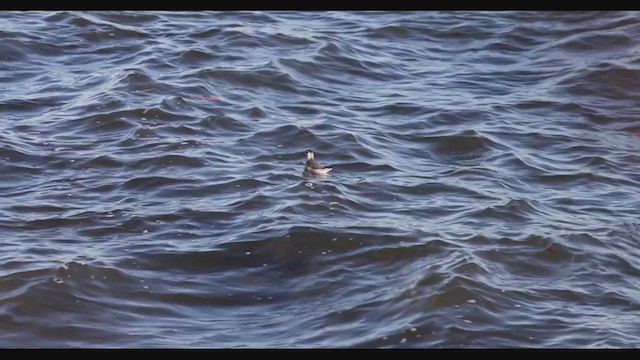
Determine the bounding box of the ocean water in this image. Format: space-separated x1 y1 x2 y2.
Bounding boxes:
1 11 640 348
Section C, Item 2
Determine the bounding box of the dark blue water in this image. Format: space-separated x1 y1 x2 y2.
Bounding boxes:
1 11 640 348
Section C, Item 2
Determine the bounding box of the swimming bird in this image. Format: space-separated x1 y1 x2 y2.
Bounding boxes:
304 149 332 175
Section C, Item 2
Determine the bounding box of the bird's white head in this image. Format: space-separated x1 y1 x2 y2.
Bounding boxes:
305 150 315 160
